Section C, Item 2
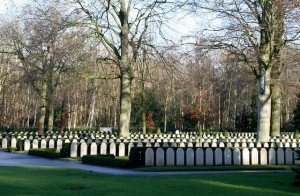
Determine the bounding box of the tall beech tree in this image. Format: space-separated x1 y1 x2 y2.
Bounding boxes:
194 0 300 142
70 0 173 137
6 1 83 135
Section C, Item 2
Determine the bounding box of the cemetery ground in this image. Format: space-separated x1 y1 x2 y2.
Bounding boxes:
0 166 300 196
1 130 300 195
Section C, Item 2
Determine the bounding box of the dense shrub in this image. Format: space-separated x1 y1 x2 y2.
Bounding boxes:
60 143 71 158
28 148 60 159
16 140 24 151
292 149 300 187
7 147 17 152
129 147 147 167
294 130 300 140
293 95 300 130
82 155 133 168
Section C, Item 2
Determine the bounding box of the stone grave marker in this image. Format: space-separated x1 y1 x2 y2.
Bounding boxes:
176 148 185 166
109 143 116 156
205 148 213 166
233 148 241 165
215 148 223 165
24 139 30 151
80 142 87 157
186 148 194 166
145 142 152 147
156 148 165 166
251 148 258 165
2 138 7 148
224 148 232 165
268 148 276 165
128 143 134 156
260 148 267 165
11 138 16 148
100 142 107 155
70 142 78 158
90 142 97 155
242 148 250 165
32 139 39 149
57 139 62 149
119 143 125 156
277 148 284 164
41 139 47 148
195 148 204 166
49 139 55 148
166 148 175 166
285 148 293 164
145 148 154 166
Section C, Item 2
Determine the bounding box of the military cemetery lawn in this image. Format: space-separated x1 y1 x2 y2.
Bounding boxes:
0 166 299 196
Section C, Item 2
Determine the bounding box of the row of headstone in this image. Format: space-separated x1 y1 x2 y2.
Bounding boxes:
0 130 297 144
1 136 299 156
144 147 297 166
70 142 130 158
1 135 299 149
0 138 65 150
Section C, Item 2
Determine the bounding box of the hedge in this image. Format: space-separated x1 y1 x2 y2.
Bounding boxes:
28 148 60 159
82 155 133 168
60 143 71 158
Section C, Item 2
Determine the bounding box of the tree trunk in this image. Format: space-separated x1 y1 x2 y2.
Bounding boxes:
46 83 54 133
164 104 167 133
118 71 132 137
256 68 271 142
118 1 131 138
271 83 281 137
38 81 47 135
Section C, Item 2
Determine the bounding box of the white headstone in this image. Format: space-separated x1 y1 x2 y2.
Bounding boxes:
224 148 232 165
179 142 185 147
10 138 17 148
49 139 55 148
100 142 107 155
215 148 223 165
285 148 293 165
70 142 78 158
268 148 276 165
219 142 225 148
145 148 154 166
156 148 165 166
205 148 213 166
260 148 267 165
176 148 185 166
154 143 160 147
242 148 250 165
203 142 209 147
80 142 87 157
233 148 241 165
277 148 284 164
128 143 134 156
118 143 125 157
41 139 47 149
55 139 62 149
251 148 258 165
226 142 232 147
32 139 39 149
2 138 7 148
109 143 116 156
166 148 175 166
24 139 30 151
186 148 194 166
195 148 204 165
90 142 97 155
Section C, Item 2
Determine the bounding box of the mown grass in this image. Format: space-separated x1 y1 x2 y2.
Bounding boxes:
135 165 300 172
0 166 299 196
